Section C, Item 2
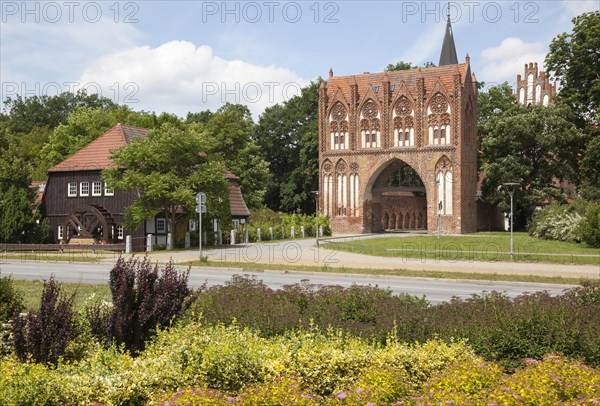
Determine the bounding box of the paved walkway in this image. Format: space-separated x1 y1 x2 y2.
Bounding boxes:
145 235 600 280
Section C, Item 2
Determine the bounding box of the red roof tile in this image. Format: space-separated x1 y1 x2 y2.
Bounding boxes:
327 63 470 100
228 177 250 217
48 124 148 172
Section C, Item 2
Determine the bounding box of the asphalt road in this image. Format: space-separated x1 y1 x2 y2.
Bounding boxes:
0 260 574 305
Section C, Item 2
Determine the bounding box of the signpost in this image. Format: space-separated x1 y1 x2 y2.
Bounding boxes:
437 201 442 240
196 192 206 259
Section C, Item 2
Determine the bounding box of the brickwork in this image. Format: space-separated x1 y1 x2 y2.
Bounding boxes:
319 58 478 235
516 62 556 106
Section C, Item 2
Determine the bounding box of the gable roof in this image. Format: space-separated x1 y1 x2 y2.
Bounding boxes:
48 124 148 172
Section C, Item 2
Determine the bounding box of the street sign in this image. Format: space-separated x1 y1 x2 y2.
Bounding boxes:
195 204 207 213
195 192 206 204
438 201 443 212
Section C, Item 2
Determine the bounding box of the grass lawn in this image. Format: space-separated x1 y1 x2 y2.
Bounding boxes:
325 232 600 265
12 279 111 311
0 250 120 263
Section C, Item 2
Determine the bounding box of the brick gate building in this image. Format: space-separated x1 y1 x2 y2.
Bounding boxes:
318 17 478 234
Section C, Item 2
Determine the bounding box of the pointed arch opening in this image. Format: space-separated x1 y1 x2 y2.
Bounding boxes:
365 159 427 232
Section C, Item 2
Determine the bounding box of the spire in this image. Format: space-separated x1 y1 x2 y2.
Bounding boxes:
438 10 458 66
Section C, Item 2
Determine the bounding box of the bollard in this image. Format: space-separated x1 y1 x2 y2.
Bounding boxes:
167 233 173 250
291 226 295 239
146 234 154 252
301 226 305 238
269 227 273 240
184 232 191 249
125 235 132 253
231 230 236 245
319 226 323 237
257 228 261 242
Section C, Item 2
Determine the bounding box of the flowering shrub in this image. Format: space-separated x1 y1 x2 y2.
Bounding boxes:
529 203 584 242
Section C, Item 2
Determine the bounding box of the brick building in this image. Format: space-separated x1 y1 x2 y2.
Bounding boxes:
516 62 556 106
318 17 479 234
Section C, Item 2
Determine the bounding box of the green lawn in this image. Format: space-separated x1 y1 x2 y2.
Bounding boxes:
12 279 111 311
325 232 600 265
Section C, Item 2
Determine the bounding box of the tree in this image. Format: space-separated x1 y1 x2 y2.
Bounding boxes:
254 81 319 213
197 103 270 210
385 61 416 71
479 104 586 228
40 106 173 171
3 91 115 135
103 123 230 236
580 137 600 200
546 11 600 126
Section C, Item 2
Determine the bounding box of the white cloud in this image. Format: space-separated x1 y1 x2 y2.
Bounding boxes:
79 41 309 117
478 37 547 88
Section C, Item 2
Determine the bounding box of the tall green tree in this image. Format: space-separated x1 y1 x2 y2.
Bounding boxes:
385 61 416 71
103 123 230 235
3 91 115 135
254 81 319 214
479 104 586 228
197 103 270 210
546 11 600 126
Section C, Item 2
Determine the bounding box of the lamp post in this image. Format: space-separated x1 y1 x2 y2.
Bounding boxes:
498 183 519 260
311 191 319 247
196 192 206 260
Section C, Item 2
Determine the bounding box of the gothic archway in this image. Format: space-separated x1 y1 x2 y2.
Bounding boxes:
364 159 427 233
62 205 116 243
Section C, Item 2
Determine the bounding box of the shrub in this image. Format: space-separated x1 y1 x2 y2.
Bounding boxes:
87 256 191 355
578 201 600 248
0 273 24 322
12 275 75 365
529 203 584 242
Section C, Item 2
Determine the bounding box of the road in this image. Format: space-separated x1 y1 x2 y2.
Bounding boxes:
0 260 574 305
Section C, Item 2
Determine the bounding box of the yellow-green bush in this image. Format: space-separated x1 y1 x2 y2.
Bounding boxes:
0 356 65 405
489 355 600 405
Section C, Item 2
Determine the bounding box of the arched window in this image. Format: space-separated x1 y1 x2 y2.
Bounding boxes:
360 100 380 149
336 161 348 216
435 157 453 215
393 97 415 147
428 93 451 145
329 103 349 150
349 167 360 217
322 161 333 216
527 73 534 105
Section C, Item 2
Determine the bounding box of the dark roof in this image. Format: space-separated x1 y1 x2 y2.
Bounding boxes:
48 124 148 172
439 16 458 66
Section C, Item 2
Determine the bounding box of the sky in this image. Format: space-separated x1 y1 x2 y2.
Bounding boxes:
1 0 599 118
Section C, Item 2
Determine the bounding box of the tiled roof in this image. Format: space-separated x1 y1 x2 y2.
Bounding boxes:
326 63 470 101
48 124 148 172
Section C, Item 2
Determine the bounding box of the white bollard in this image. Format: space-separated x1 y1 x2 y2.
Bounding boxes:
319 226 323 237
291 226 295 239
257 228 261 242
125 235 132 253
301 226 305 238
146 234 153 252
231 230 236 245
167 233 173 250
269 227 273 240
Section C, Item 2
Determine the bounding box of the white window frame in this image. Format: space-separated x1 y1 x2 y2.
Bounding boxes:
189 219 197 231
57 225 63 240
92 181 102 196
156 218 167 234
117 225 124 240
80 181 90 197
68 182 77 197
104 182 114 196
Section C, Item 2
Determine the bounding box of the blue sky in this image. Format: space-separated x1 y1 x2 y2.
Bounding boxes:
1 0 598 118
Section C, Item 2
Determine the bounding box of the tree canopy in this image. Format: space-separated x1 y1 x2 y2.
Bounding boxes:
546 11 600 126
254 81 319 214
